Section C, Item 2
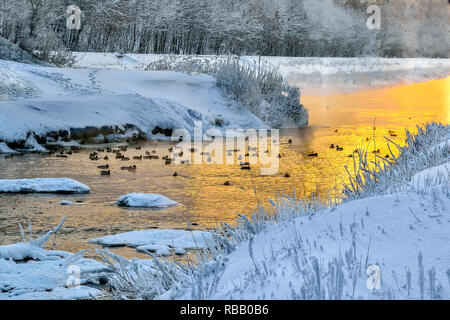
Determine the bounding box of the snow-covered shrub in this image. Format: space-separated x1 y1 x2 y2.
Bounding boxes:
145 56 309 128
344 122 450 200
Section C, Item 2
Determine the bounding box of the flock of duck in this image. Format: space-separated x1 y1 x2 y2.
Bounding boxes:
3 129 398 183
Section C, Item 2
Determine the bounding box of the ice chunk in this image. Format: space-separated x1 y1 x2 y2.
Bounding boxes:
117 193 177 208
0 178 90 194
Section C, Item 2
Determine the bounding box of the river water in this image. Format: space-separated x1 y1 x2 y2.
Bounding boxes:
0 77 448 258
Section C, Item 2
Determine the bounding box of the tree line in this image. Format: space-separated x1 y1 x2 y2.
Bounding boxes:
0 0 448 60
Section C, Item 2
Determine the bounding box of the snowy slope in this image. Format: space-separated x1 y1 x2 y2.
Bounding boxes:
0 59 267 143
198 180 449 300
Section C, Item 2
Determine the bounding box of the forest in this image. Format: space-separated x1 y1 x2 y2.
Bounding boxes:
0 0 448 60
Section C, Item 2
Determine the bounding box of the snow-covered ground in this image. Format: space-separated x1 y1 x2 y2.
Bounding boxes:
90 229 215 251
0 218 109 300
73 53 450 94
0 178 90 194
200 182 449 300
0 58 266 145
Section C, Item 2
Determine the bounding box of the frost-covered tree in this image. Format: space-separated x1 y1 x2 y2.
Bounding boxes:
0 0 447 58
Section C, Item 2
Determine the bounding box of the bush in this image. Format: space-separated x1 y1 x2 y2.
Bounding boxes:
145 56 309 128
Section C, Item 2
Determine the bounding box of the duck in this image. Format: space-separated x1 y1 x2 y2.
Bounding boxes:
56 154 68 158
106 147 112 153
373 149 381 154
329 144 335 149
277 153 282 158
97 164 109 169
100 170 111 176
240 162 250 166
284 173 290 178
128 165 137 171
241 166 251 170
136 146 141 150
145 151 151 155
385 154 390 158
224 181 231 186
122 157 130 161
104 156 109 160
133 155 143 160
165 158 172 165
336 146 344 151
173 172 178 177
189 148 197 153
308 152 318 157
119 146 127 152
288 139 293 144
97 149 104 152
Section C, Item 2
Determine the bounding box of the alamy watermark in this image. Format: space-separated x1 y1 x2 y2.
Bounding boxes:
66 5 81 30
170 122 280 176
366 264 382 290
362 0 382 30
66 265 81 289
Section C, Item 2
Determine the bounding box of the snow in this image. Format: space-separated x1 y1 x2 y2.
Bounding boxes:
0 142 19 154
46 139 81 147
0 178 90 194
61 200 74 206
136 244 171 253
72 53 450 94
90 229 216 250
117 193 177 208
411 163 449 189
0 217 110 300
0 58 266 143
0 256 107 300
24 135 47 151
197 181 450 300
174 248 186 256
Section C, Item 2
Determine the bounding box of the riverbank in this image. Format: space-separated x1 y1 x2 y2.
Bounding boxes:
99 122 449 300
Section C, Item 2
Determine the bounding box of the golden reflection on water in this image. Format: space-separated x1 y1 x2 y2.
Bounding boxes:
0 77 448 258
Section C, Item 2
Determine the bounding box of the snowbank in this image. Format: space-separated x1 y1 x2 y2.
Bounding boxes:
0 218 110 300
0 142 19 154
117 193 177 208
90 229 216 250
0 58 267 143
411 163 449 189
197 182 450 300
0 258 106 300
0 178 90 194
